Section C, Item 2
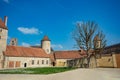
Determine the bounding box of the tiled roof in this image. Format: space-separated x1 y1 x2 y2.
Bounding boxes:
52 50 86 59
3 46 49 58
42 36 50 41
0 18 8 30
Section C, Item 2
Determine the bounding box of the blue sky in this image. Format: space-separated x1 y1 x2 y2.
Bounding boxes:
0 0 120 50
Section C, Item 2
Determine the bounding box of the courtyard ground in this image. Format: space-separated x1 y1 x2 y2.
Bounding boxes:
0 68 120 80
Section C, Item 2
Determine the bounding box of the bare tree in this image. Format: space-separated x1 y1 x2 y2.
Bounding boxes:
73 21 106 68
94 31 107 57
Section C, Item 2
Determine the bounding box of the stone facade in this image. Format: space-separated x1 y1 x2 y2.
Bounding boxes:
4 56 50 68
0 16 120 69
55 59 70 67
0 28 8 68
96 55 114 67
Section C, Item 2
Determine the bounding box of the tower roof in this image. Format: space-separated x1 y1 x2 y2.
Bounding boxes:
42 35 50 41
0 18 8 30
94 35 101 41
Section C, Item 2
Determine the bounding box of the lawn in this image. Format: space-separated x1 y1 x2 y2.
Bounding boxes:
0 67 76 74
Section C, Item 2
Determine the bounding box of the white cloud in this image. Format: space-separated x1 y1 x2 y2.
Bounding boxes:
17 27 42 35
3 0 9 3
22 42 30 47
35 43 40 46
51 44 63 49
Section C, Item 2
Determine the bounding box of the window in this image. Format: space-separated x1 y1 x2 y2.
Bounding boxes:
32 60 34 65
37 60 39 64
46 60 48 64
42 60 44 64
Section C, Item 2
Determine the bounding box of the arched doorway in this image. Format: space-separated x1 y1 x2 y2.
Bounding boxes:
24 63 27 67
52 62 55 66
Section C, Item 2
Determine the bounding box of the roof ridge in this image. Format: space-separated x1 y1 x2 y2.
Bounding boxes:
7 45 42 50
54 50 80 52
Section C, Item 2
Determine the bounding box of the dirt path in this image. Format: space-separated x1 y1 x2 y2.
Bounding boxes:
0 68 120 80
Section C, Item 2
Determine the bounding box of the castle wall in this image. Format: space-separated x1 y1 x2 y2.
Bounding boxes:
113 54 120 68
96 56 114 67
4 56 50 69
0 28 8 68
55 59 71 67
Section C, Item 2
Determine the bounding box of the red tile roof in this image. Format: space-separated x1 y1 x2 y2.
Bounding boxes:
52 50 86 59
3 46 49 58
42 36 50 41
0 18 8 30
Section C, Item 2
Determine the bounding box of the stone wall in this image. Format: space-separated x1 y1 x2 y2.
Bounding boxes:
4 56 50 68
113 54 120 68
0 28 8 68
55 59 71 67
96 55 114 67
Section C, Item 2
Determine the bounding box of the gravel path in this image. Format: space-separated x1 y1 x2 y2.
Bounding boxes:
0 68 120 80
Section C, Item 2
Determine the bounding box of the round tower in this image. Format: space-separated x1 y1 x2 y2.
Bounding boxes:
94 35 101 49
41 35 51 54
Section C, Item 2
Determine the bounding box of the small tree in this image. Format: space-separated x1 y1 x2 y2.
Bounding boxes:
72 21 106 68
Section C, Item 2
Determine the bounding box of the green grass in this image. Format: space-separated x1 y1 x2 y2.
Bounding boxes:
0 67 76 74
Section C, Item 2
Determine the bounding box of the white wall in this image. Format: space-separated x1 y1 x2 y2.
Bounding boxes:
0 28 8 68
42 41 51 54
4 56 50 68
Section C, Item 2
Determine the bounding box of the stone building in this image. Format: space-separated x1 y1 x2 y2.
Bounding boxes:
0 16 86 69
0 16 51 68
0 16 120 69
0 16 8 68
96 43 120 68
50 50 86 67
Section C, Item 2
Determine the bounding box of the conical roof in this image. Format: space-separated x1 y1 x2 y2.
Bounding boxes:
0 18 8 30
42 35 50 41
94 35 101 41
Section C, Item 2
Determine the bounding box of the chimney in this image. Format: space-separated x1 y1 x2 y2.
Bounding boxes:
4 16 8 26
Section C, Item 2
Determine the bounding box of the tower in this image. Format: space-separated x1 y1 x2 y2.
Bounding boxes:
0 16 8 68
10 38 18 46
94 35 101 58
94 35 101 49
41 35 51 54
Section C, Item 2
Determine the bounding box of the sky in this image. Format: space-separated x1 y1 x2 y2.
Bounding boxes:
0 0 120 50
